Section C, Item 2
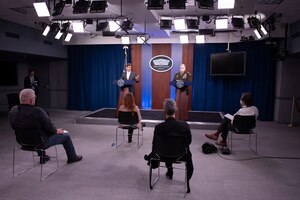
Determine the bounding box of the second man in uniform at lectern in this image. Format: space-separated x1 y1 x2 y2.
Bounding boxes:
173 64 192 121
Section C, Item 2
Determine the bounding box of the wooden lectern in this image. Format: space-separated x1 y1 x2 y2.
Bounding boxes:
114 80 135 116
170 81 192 121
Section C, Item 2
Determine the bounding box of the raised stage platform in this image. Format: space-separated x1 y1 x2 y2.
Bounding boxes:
75 108 223 129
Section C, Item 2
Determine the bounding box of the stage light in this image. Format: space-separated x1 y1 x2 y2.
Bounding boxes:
147 0 164 10
254 29 262 39
218 0 235 9
173 18 186 30
202 15 211 22
55 31 63 39
73 0 90 14
199 29 214 36
196 35 205 43
109 21 120 32
121 20 133 31
121 36 130 44
42 25 50 36
90 1 107 13
180 35 189 44
33 2 50 17
50 23 60 34
186 18 199 30
247 17 260 28
96 21 108 31
160 17 172 29
52 0 66 16
196 0 214 10
169 0 186 9
215 18 228 29
72 21 85 33
65 33 73 42
137 36 146 44
231 16 244 29
60 22 70 33
260 25 268 35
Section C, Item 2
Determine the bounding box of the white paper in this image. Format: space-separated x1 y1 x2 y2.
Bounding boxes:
224 113 233 120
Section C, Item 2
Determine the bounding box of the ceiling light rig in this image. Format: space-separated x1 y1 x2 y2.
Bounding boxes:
52 0 66 16
247 12 269 39
146 0 165 10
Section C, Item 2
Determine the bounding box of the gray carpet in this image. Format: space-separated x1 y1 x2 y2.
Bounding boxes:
0 109 300 200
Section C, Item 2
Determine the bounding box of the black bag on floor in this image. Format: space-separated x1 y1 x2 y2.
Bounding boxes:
202 142 217 154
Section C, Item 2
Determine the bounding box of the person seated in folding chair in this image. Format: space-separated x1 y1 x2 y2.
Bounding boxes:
145 98 194 193
9 89 82 164
118 92 142 143
205 92 259 147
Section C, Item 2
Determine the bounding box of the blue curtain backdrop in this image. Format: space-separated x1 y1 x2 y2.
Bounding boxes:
192 41 275 121
68 45 131 110
67 42 275 121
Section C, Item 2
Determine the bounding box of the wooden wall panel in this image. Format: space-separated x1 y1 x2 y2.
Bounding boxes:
182 44 194 110
131 44 142 107
152 44 172 109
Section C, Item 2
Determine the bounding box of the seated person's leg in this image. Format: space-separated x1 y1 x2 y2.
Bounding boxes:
42 133 81 162
128 128 133 143
165 162 173 179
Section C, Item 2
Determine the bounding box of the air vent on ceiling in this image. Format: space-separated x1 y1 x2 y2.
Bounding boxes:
256 0 284 5
43 40 53 45
9 7 28 15
5 32 20 39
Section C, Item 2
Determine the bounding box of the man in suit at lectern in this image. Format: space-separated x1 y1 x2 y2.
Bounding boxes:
173 64 192 121
120 63 140 96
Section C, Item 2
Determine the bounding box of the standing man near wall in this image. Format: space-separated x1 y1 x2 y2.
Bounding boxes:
24 69 39 105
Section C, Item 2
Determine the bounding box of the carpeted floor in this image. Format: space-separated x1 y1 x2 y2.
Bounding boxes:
0 109 300 200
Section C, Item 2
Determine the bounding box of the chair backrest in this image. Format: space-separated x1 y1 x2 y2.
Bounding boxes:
154 134 187 158
7 93 20 111
118 111 139 125
232 115 256 133
14 128 45 149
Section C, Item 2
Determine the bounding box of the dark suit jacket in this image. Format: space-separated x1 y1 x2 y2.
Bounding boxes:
152 117 192 154
120 71 139 94
24 75 40 95
9 104 57 141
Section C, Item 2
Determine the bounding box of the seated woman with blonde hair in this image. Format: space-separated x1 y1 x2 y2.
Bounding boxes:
118 93 142 143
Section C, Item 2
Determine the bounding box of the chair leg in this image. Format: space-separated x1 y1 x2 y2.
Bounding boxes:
115 127 124 149
149 160 160 190
12 147 35 179
12 147 15 178
137 129 143 149
40 146 60 181
230 132 233 152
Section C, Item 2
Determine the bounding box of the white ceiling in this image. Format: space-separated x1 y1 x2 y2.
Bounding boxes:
0 0 300 44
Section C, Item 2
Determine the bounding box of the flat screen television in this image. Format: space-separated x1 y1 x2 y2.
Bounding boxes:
210 52 246 76
0 61 18 86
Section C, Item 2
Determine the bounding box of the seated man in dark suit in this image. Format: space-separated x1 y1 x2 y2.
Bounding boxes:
9 88 82 164
145 98 194 193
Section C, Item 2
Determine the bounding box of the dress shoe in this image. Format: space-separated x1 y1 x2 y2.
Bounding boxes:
40 155 50 164
166 170 173 180
67 155 83 164
216 140 227 147
205 133 218 141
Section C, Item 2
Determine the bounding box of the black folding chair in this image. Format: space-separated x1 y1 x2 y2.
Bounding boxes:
149 135 188 195
13 128 59 181
7 93 20 111
115 111 143 149
229 115 257 154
